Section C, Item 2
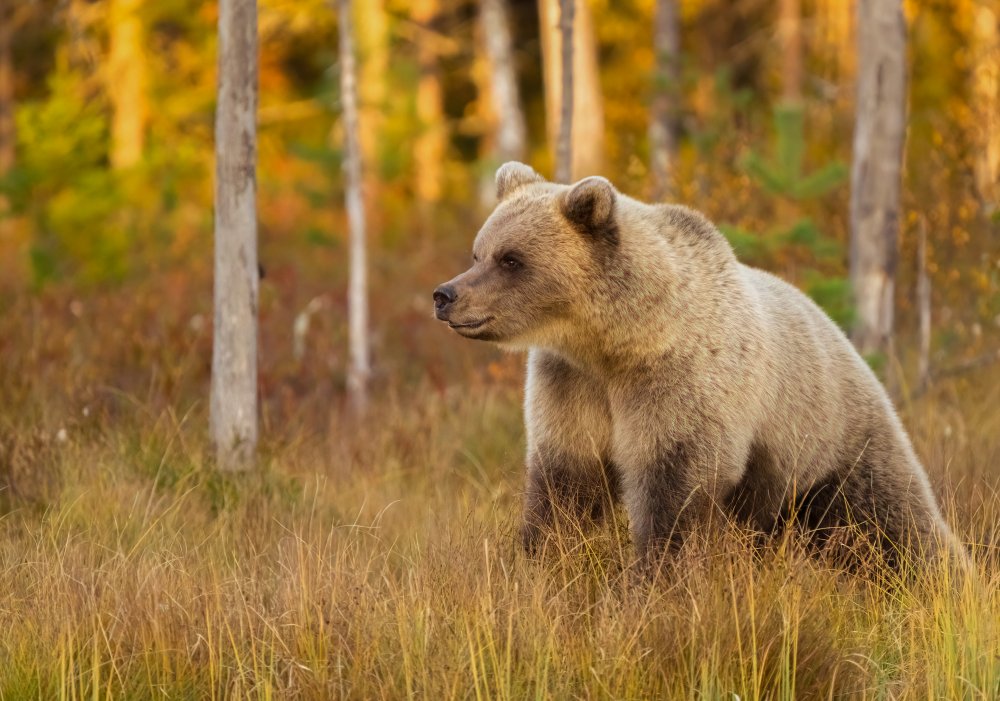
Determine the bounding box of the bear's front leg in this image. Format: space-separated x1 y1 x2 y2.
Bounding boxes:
520 448 618 554
520 350 615 555
618 434 745 572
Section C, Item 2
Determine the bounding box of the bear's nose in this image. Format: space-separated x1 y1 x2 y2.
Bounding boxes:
433 284 457 313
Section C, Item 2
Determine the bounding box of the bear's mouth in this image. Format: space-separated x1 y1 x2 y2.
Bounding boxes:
449 317 492 331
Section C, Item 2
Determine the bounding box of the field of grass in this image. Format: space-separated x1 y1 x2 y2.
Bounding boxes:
1 280 998 700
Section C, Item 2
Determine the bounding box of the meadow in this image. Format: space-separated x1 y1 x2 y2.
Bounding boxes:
1 255 997 700
2 2 999 696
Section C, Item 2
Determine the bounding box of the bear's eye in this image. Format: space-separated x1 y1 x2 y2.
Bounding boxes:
499 255 523 271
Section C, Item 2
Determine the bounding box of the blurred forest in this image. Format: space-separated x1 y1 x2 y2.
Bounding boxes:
0 0 998 422
2 2 1000 697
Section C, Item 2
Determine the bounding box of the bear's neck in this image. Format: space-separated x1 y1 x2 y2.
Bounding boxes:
547 211 740 374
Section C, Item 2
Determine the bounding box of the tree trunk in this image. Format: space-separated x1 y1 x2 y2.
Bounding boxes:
849 0 906 357
649 0 679 200
971 3 999 208
211 0 258 471
778 0 802 104
480 0 526 164
338 0 370 413
916 218 930 391
555 0 573 183
539 0 603 181
412 0 445 204
108 0 146 168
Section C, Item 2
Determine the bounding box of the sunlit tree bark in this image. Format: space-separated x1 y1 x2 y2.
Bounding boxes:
211 0 258 471
480 0 526 164
778 0 802 103
108 0 146 168
849 0 906 356
412 0 445 204
338 0 370 412
649 0 679 200
554 0 573 183
971 3 999 207
539 0 603 181
917 219 931 390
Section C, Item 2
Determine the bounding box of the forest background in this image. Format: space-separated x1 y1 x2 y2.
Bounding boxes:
0 0 999 698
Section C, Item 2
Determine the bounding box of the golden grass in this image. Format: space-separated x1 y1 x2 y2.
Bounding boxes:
0 290 998 699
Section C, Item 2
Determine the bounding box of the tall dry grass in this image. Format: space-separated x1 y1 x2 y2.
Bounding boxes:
0 281 998 700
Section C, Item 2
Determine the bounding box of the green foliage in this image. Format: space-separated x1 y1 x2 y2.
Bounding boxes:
1 71 127 286
722 102 852 327
741 104 847 201
804 273 854 329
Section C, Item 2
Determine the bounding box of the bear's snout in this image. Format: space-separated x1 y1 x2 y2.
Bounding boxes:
433 284 458 319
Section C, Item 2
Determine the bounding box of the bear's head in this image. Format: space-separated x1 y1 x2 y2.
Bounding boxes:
433 161 618 350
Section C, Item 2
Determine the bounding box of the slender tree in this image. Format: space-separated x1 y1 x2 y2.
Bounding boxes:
778 0 802 104
849 0 907 356
211 0 259 471
338 0 370 412
649 0 679 200
480 0 526 164
555 0 573 183
539 0 603 181
971 3 999 207
108 0 146 168
917 219 931 390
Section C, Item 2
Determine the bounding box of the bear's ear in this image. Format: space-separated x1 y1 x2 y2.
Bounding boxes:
561 176 617 238
496 161 544 201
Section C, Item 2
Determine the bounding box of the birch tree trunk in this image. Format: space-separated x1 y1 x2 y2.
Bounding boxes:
480 0 526 164
539 0 603 181
555 0 573 184
338 0 370 412
108 0 146 168
849 0 907 356
211 0 258 471
649 0 679 200
971 3 999 207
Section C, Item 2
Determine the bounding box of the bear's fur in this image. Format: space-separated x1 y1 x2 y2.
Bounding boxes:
433 161 965 571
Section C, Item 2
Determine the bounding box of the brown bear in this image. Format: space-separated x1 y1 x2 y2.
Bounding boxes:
434 161 966 572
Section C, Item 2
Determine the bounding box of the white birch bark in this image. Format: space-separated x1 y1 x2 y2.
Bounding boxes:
849 0 907 356
338 0 370 412
480 0 526 164
555 0 574 184
211 0 258 471
649 0 679 200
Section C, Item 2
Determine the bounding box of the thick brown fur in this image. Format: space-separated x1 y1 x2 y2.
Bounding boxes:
434 162 967 573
